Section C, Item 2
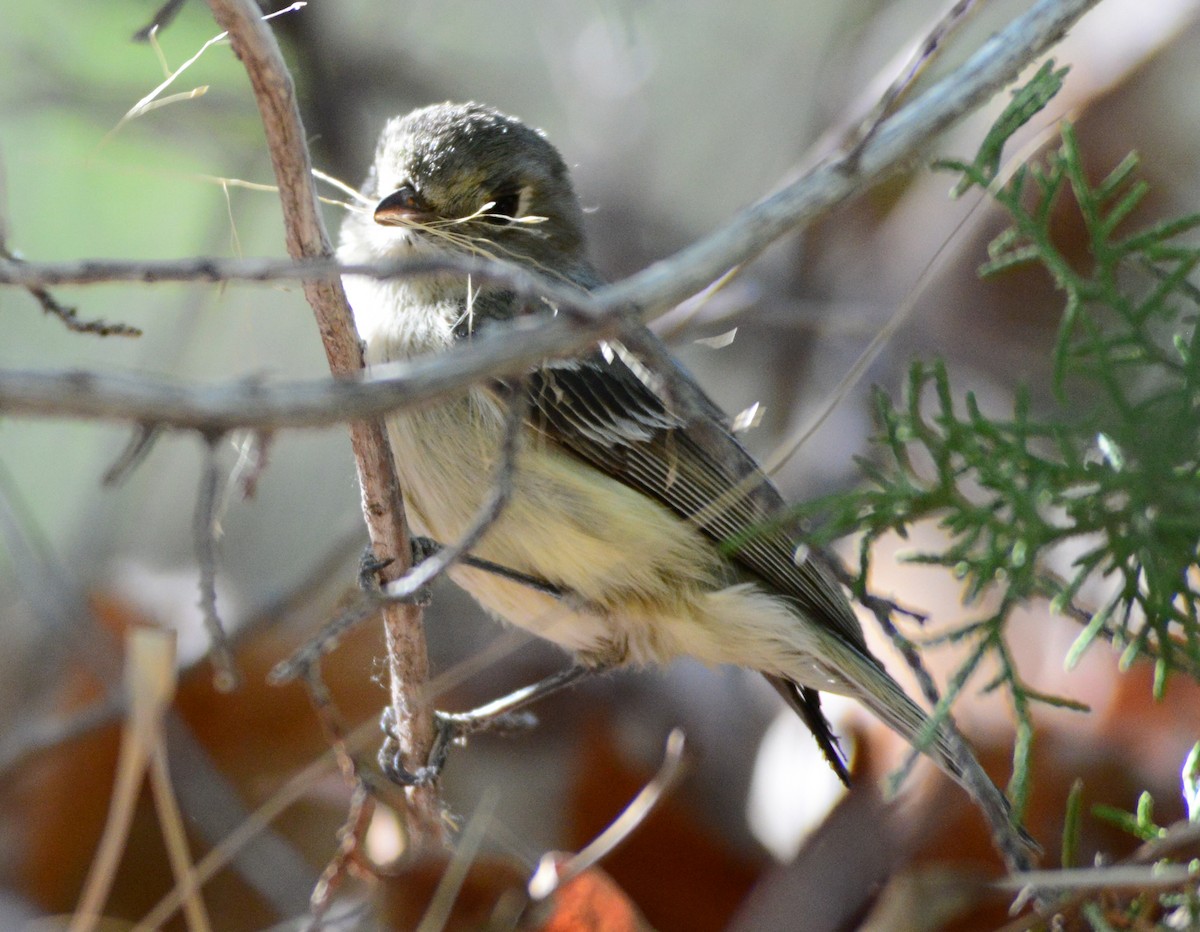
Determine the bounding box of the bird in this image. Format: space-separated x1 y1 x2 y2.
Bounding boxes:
338 101 1023 840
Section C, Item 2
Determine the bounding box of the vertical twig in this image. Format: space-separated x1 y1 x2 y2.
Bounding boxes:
193 434 238 691
301 663 378 920
204 0 445 847
308 782 376 923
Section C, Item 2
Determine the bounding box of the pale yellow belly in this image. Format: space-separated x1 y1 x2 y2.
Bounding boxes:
384 392 834 683
385 392 723 661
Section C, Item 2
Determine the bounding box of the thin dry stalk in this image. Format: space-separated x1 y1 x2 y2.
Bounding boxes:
148 739 214 932
69 629 181 932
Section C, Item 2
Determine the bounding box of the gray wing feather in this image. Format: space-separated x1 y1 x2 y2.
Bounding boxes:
523 326 866 652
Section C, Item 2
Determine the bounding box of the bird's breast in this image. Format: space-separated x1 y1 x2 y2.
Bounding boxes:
384 392 506 544
345 270 763 667
346 276 463 362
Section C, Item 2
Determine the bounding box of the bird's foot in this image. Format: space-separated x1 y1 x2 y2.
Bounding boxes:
378 665 595 786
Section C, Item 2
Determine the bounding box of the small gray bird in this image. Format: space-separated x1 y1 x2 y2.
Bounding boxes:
339 101 1016 824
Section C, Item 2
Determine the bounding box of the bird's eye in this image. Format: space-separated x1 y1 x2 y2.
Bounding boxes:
483 188 522 224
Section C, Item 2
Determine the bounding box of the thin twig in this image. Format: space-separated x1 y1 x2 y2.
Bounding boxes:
843 0 982 165
298 663 377 923
21 284 142 336
307 781 376 925
0 246 141 337
270 387 529 685
0 313 615 430
994 864 1199 895
301 662 357 779
102 423 163 485
997 821 1200 930
381 384 527 603
192 434 239 691
269 598 384 685
0 253 586 297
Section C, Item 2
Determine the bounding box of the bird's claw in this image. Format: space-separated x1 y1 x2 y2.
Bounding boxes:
358 546 394 593
378 706 540 787
358 543 436 606
410 536 442 563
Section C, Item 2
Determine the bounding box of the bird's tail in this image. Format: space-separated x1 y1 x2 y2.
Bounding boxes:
796 630 1038 858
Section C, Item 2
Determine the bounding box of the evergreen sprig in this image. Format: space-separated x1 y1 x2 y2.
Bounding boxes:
791 60 1200 801
1067 745 1200 929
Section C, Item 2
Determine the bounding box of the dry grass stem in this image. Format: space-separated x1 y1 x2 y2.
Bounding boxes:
70 629 180 932
528 728 687 902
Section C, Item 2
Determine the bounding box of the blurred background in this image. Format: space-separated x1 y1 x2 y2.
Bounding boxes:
2 0 1199 928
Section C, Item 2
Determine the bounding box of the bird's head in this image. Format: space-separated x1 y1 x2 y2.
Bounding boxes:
345 102 591 282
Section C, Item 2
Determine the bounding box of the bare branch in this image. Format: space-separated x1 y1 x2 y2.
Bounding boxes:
0 252 584 299
0 314 620 430
268 598 383 687
600 0 1100 314
843 0 982 163
20 286 142 337
0 247 141 338
295 660 377 922
2 0 1100 322
997 821 1200 929
309 779 375 920
995 863 1199 895
203 0 446 846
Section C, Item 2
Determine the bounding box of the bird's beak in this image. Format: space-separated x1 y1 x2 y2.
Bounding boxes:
374 184 436 226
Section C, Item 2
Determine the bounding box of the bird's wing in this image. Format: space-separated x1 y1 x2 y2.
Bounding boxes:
522 328 866 652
